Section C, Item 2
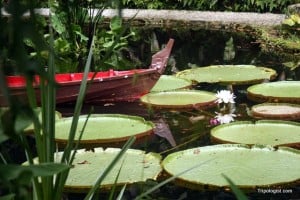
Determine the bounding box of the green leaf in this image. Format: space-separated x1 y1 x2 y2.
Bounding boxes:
55 114 154 147
176 65 276 85
140 90 217 109
283 61 300 71
247 81 300 103
291 14 300 24
84 137 137 199
0 133 8 143
59 145 162 193
72 24 88 42
211 120 300 147
103 41 114 48
162 144 300 189
110 16 122 32
222 175 248 200
0 163 70 181
283 18 295 26
150 75 192 92
0 194 15 200
14 111 34 133
51 14 66 34
223 37 235 61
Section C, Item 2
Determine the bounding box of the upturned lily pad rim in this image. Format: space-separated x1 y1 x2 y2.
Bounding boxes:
161 144 300 191
176 65 277 85
150 75 193 92
210 120 300 149
247 81 300 103
250 103 300 120
54 114 154 148
140 90 218 110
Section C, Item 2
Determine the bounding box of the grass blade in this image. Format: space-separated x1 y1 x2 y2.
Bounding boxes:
134 158 216 200
116 184 127 200
222 174 248 200
84 136 136 200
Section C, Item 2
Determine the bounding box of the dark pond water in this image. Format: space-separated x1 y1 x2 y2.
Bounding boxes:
3 28 299 199
55 28 300 200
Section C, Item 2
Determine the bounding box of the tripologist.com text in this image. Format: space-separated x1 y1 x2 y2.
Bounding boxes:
257 188 293 194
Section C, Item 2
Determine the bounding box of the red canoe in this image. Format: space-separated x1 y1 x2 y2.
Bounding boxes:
0 39 174 106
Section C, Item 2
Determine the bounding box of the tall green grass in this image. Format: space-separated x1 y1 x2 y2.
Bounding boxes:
0 1 136 199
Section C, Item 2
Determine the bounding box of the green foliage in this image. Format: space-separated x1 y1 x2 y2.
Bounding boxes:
94 16 139 70
0 0 137 199
283 60 300 71
222 175 248 200
23 0 139 73
122 0 165 9
282 14 300 36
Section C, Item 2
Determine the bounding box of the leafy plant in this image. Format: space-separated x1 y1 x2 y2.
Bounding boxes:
0 0 137 199
282 14 300 36
24 0 139 73
93 16 140 71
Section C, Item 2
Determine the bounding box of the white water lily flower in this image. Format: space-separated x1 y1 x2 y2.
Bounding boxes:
215 90 236 104
215 113 236 124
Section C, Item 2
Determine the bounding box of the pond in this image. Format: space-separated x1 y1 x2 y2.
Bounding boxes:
54 28 300 199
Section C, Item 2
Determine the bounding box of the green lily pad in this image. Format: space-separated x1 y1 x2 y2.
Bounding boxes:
25 108 62 133
247 81 300 103
210 120 300 148
162 144 300 190
150 75 193 92
30 148 161 192
55 114 154 147
251 103 300 120
140 90 217 110
176 65 277 85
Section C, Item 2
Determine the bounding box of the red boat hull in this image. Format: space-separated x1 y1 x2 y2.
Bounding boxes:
0 39 174 106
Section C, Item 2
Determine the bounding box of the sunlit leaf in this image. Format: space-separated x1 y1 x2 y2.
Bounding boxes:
140 90 217 110
63 147 162 193
162 144 300 189
247 81 300 103
176 65 277 85
150 75 192 92
110 16 122 32
211 120 300 147
55 114 154 148
283 18 295 26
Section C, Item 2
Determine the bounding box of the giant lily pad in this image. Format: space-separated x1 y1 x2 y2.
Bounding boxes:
162 144 300 190
150 75 193 92
176 65 277 85
55 114 154 147
28 148 161 192
140 90 217 110
247 81 300 103
250 103 300 120
210 120 300 148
